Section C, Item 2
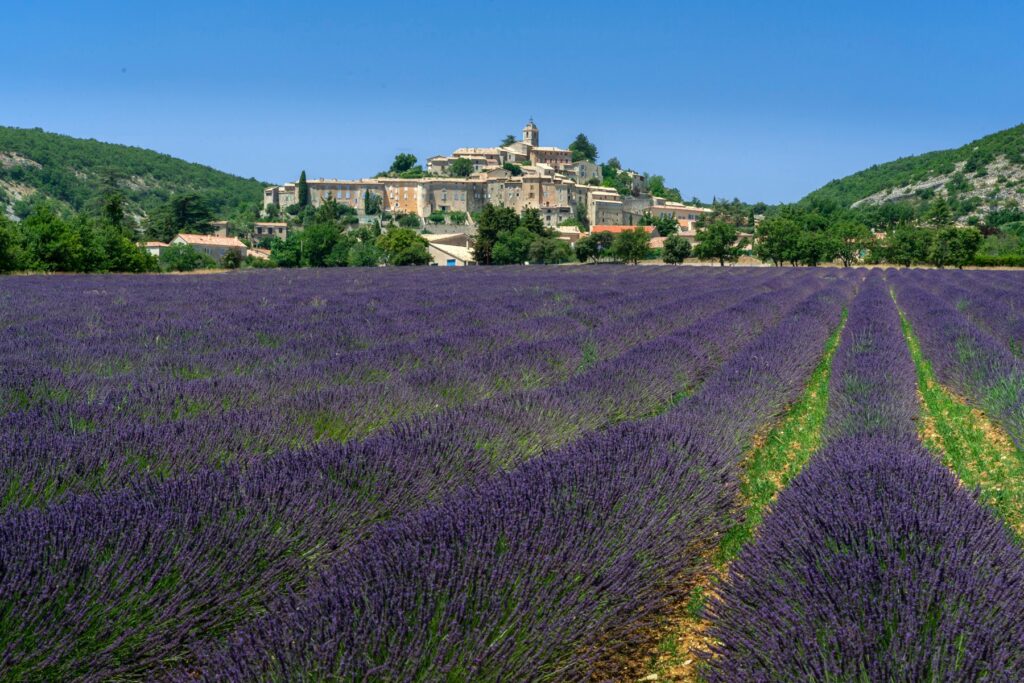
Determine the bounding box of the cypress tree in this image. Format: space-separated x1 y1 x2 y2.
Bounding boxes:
298 170 309 207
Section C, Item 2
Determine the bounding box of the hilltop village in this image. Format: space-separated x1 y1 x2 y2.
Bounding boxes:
261 121 710 240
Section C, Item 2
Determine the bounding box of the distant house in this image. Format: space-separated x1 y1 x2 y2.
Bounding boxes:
428 242 476 267
142 241 167 257
591 225 656 235
248 247 272 261
252 222 288 241
170 234 247 261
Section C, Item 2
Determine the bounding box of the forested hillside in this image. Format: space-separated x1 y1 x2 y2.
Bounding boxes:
0 126 266 221
803 124 1024 219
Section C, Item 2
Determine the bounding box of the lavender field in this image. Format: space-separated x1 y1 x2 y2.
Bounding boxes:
1 266 1023 681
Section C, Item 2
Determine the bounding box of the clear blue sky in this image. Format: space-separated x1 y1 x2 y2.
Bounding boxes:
4 0 1023 203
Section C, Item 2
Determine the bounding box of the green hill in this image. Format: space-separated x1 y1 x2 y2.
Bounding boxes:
0 126 267 221
802 124 1024 217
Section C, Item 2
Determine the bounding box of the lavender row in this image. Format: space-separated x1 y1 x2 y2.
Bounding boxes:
0 273 823 679
821 271 919 441
891 272 1024 449
705 436 1024 681
185 275 853 680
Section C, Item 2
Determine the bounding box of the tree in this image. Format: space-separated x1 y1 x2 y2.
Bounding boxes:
298 171 310 208
575 232 614 263
389 154 417 174
102 193 126 229
19 204 90 272
449 158 474 178
347 240 382 266
828 220 872 267
220 250 242 269
502 162 523 176
795 230 835 267
519 208 549 236
492 226 539 264
0 217 25 272
427 210 446 225
397 213 421 229
364 191 382 215
662 234 692 264
448 211 468 225
144 194 214 242
694 221 742 266
528 236 573 264
264 203 281 221
377 227 431 266
501 134 516 147
639 212 678 236
569 133 598 162
96 224 157 273
924 197 952 227
573 201 590 231
302 222 344 267
930 227 982 269
159 243 215 272
754 216 802 266
611 227 651 265
884 224 933 268
473 204 520 264
646 176 683 203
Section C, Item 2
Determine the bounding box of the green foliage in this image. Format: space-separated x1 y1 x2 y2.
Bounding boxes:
0 126 265 220
527 236 573 264
574 201 590 231
754 215 802 266
347 240 382 267
646 175 683 202
427 211 446 225
694 221 742 266
599 165 633 195
923 197 953 227
397 213 421 229
0 217 25 272
502 162 523 176
220 250 242 269
159 243 215 272
662 234 692 264
364 191 382 215
0 203 158 273
638 211 678 236
574 232 614 263
376 227 431 266
929 227 982 268
297 171 309 208
501 134 516 147
802 124 1024 207
569 133 598 162
473 204 521 264
610 227 652 265
389 154 417 174
882 224 933 267
828 219 873 267
448 158 474 177
978 233 1023 258
489 209 552 265
448 211 468 225
143 194 215 242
